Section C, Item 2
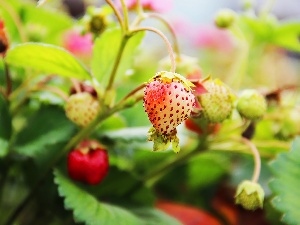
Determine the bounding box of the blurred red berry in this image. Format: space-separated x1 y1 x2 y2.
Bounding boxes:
156 200 222 225
67 146 109 185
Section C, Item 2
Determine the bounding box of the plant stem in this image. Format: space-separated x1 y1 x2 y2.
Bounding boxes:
105 0 124 31
146 13 181 58
131 27 176 73
120 0 129 32
241 137 261 183
4 62 11 97
105 35 130 93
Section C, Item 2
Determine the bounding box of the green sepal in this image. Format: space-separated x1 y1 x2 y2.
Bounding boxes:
147 127 181 153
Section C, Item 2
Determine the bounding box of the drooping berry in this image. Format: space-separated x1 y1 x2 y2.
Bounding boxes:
235 180 264 210
65 92 100 127
236 89 267 120
67 144 109 185
198 78 235 123
143 71 195 135
143 71 196 152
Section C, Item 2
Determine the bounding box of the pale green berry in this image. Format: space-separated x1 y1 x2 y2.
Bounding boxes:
214 9 236 28
198 79 235 123
235 180 264 210
237 89 267 120
65 92 100 127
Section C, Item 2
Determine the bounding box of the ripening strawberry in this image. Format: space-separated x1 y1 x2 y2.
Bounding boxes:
143 71 195 153
144 71 195 135
65 92 100 127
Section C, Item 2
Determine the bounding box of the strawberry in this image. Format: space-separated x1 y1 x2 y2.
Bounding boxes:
197 78 235 123
67 142 109 185
143 71 195 152
65 92 100 127
236 89 267 120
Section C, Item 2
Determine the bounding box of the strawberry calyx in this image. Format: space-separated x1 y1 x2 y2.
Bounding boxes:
149 71 195 91
148 126 180 153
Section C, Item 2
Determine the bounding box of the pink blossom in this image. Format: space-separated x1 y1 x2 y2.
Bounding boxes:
192 25 234 52
114 0 172 13
63 30 93 56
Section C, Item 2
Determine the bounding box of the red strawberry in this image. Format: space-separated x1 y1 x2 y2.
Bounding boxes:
143 71 195 152
144 71 195 135
67 146 109 185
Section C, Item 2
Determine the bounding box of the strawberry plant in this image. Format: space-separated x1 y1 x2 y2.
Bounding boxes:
0 0 300 225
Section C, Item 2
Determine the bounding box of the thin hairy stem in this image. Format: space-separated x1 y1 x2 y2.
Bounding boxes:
146 13 181 57
241 137 261 183
105 0 124 31
131 27 176 73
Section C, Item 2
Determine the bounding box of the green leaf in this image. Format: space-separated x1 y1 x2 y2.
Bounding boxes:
271 22 300 52
54 169 142 225
0 96 12 157
5 43 91 80
269 137 300 225
92 28 144 85
14 105 76 159
133 208 181 225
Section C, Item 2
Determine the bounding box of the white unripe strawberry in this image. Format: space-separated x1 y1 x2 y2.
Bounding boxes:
65 92 100 127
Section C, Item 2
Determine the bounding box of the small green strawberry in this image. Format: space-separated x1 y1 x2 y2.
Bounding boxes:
65 92 100 127
235 180 264 210
197 78 235 123
214 9 236 28
236 89 267 120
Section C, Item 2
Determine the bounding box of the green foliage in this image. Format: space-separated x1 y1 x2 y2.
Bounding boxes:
92 28 145 86
269 137 300 225
5 43 91 80
54 169 181 225
13 105 76 161
0 96 12 157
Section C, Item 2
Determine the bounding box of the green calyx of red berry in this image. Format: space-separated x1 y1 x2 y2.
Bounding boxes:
67 140 109 185
197 78 235 123
236 89 267 120
143 71 195 153
235 180 264 210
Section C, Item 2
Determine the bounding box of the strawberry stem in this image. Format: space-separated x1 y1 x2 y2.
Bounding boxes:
241 137 261 183
146 13 181 59
105 0 125 32
131 26 176 73
104 35 130 96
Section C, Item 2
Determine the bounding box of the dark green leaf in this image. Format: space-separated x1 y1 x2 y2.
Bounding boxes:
0 96 12 157
14 105 76 158
269 137 300 225
187 152 229 190
54 169 142 225
5 43 91 80
92 28 144 85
